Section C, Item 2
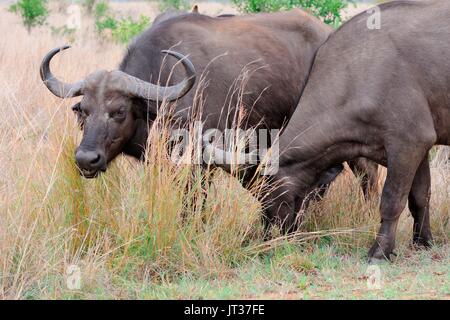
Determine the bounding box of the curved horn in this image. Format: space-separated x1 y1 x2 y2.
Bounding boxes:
40 45 85 98
116 50 196 102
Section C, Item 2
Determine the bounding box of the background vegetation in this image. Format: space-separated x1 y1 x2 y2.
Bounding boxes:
9 0 353 41
232 0 352 26
0 0 448 299
93 1 151 44
9 0 49 33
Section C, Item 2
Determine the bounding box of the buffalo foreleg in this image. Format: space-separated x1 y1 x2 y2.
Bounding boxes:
368 143 432 262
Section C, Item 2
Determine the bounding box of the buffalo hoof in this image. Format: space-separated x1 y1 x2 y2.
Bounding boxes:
412 235 433 249
367 241 396 263
367 257 388 265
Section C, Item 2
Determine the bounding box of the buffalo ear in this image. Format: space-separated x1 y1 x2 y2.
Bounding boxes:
316 164 344 188
192 5 199 13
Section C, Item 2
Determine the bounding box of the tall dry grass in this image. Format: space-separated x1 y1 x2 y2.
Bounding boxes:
0 5 448 299
0 6 264 298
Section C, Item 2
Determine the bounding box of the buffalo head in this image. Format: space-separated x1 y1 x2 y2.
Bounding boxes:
40 46 196 178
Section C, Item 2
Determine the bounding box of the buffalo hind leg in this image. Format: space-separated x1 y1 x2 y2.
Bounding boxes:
408 154 433 248
348 158 379 200
368 144 431 263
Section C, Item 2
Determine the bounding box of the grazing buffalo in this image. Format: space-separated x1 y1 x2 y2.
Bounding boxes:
247 0 449 261
40 9 377 193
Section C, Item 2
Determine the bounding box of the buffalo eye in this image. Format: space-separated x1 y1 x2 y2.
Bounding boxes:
71 103 85 129
110 108 126 119
71 102 81 114
72 104 88 117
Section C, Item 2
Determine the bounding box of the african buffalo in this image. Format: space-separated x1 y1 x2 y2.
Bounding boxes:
40 9 377 193
246 0 450 261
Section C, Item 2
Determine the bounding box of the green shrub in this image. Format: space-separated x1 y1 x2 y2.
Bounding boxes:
158 0 191 11
232 0 282 13
92 0 150 44
232 0 352 27
96 15 151 44
9 0 49 33
95 15 117 34
112 15 151 44
94 0 110 19
93 0 116 34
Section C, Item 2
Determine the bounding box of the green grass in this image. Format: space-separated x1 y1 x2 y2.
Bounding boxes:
24 242 449 300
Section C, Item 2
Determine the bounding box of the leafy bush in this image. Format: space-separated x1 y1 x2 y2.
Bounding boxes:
9 0 49 33
232 0 281 13
92 0 150 44
158 0 191 11
92 0 115 35
95 15 117 34
111 15 151 44
93 0 110 19
232 0 352 27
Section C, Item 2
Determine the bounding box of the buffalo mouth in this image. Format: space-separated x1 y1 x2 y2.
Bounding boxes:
78 167 106 179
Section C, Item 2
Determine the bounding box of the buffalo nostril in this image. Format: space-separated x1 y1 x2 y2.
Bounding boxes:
90 154 101 165
75 149 105 171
